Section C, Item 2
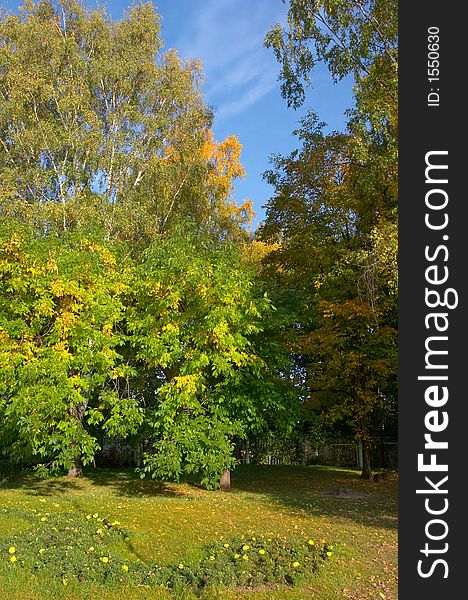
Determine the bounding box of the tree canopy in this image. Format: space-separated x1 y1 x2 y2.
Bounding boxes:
260 0 398 478
0 0 398 485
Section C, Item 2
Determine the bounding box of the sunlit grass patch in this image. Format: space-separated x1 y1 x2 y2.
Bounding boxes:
0 465 397 599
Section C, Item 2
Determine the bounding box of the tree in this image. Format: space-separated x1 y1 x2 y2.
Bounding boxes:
0 223 142 476
126 231 296 490
261 0 398 478
0 1 251 247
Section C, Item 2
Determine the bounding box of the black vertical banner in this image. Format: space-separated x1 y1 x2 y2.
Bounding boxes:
399 2 468 598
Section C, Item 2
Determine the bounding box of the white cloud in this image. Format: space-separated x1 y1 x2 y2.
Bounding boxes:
169 0 287 120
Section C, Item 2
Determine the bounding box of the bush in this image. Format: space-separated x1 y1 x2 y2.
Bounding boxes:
2 508 334 593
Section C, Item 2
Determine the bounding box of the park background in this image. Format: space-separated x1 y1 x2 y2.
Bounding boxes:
0 1 398 598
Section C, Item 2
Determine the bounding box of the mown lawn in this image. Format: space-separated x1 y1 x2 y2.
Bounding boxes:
0 465 397 599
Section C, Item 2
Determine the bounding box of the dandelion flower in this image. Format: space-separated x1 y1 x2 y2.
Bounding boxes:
326 551 333 557
308 540 315 545
178 563 184 569
259 549 266 555
242 545 250 551
86 515 91 520
40 517 47 522
8 547 15 554
93 513 98 518
223 543 229 548
242 554 249 560
39 548 45 555
292 561 300 568
209 555 215 561
10 556 17 563
122 565 129 572
99 556 109 563
234 554 240 559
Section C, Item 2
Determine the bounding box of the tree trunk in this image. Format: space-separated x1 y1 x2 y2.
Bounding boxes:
360 439 373 480
220 469 231 492
67 402 87 477
67 454 83 478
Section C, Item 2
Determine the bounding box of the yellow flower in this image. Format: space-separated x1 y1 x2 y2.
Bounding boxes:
258 549 266 555
62 578 68 586
40 517 47 522
86 515 91 519
242 544 250 551
97 528 103 535
110 521 120 526
178 563 184 569
326 551 333 557
93 513 98 518
242 554 249 560
88 547 94 552
329 545 334 550
38 548 45 555
10 556 17 563
209 555 215 561
307 540 315 545
99 556 109 563
122 565 129 572
8 547 15 554
223 543 230 548
240 535 245 539
234 554 240 559
252 536 256 541
292 561 300 568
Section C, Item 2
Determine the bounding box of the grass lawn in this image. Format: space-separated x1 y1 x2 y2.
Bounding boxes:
0 465 397 599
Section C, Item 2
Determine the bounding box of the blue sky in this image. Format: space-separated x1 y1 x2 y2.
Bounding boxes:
150 0 354 227
3 0 354 227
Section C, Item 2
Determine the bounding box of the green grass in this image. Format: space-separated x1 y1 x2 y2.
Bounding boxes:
0 465 397 599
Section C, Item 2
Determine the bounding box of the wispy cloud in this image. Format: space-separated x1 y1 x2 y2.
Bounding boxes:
169 0 287 120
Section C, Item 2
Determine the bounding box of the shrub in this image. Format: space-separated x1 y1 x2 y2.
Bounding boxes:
2 508 334 593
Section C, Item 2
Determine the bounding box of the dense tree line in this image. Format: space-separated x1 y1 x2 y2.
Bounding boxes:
0 0 397 486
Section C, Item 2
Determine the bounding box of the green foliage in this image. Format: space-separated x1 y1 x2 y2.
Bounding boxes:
2 508 136 584
172 533 332 591
0 223 142 472
127 232 276 488
0 1 282 487
2 507 333 593
0 222 287 487
265 0 397 110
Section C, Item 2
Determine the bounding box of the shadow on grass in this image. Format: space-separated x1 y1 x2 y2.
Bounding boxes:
1 465 397 531
84 468 185 498
0 474 83 496
230 464 398 531
0 467 187 499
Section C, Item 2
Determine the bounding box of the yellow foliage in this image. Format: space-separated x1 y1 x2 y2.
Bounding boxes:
241 240 280 265
200 130 254 228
